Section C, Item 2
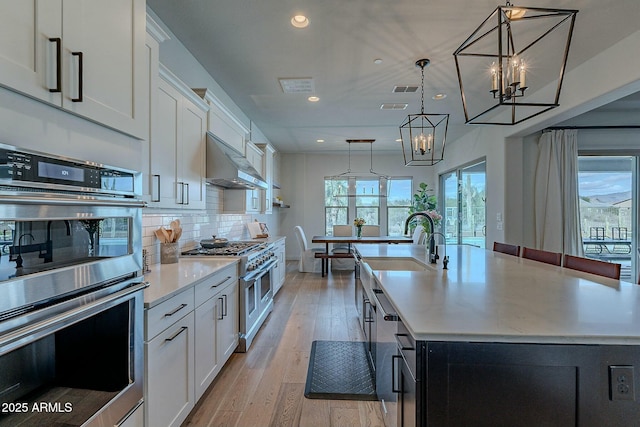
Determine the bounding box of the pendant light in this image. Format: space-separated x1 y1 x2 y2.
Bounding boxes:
399 59 449 166
453 2 578 125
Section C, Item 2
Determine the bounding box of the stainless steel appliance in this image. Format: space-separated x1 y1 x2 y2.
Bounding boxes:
374 289 399 427
182 240 277 352
0 144 146 427
206 133 268 190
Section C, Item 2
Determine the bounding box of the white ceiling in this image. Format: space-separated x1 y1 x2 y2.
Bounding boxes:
147 0 640 153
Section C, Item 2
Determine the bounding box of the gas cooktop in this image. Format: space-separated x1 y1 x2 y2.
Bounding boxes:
181 242 261 257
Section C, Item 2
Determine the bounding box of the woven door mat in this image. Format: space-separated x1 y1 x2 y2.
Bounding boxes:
304 340 377 400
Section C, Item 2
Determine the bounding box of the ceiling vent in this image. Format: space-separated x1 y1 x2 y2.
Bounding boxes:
279 78 315 93
380 103 408 110
393 85 419 93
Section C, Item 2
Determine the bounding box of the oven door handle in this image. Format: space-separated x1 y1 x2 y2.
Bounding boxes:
0 280 148 356
243 258 278 283
0 193 146 208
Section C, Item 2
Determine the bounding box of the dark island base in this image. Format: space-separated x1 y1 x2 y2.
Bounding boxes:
409 340 640 426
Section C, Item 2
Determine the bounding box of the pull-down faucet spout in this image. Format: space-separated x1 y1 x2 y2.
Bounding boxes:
43 220 71 263
404 212 437 263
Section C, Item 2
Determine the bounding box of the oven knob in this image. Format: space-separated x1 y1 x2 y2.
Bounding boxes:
247 264 255 271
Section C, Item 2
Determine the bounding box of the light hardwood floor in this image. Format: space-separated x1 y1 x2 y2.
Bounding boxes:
183 262 385 427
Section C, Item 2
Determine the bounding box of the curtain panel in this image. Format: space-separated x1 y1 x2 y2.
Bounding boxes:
533 129 584 256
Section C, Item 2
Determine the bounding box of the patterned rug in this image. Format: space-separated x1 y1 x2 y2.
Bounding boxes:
304 340 377 400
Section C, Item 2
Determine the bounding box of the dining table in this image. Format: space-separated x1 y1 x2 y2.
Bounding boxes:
311 235 414 276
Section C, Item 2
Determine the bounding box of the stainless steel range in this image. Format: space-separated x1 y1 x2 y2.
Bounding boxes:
182 241 277 352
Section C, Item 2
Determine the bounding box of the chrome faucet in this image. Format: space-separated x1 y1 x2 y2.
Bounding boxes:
15 233 34 269
404 212 437 263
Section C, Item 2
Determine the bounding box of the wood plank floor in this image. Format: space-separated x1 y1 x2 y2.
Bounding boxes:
183 262 384 427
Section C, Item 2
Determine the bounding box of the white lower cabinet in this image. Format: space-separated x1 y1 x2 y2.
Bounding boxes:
194 265 239 400
145 308 195 427
145 264 239 426
273 237 286 295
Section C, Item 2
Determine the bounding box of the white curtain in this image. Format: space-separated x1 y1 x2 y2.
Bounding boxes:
533 129 584 256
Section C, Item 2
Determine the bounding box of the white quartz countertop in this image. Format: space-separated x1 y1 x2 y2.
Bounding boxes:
356 244 640 345
143 258 239 308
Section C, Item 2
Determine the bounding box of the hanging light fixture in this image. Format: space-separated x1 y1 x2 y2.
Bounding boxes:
453 2 577 125
328 139 389 179
399 59 449 167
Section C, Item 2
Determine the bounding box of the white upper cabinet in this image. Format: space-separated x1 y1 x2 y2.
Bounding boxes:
194 88 248 155
0 0 62 104
148 66 208 210
0 0 147 139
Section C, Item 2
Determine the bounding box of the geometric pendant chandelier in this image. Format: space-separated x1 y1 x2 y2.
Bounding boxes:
453 2 578 125
399 58 449 166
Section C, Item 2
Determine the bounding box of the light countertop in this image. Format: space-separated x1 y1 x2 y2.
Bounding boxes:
143 258 239 308
356 244 640 345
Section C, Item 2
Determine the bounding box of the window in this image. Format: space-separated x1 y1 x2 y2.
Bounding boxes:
440 161 486 248
324 179 348 235
578 156 635 282
387 179 412 236
324 177 412 236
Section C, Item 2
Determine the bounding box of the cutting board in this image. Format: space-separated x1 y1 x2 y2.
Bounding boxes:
248 222 268 239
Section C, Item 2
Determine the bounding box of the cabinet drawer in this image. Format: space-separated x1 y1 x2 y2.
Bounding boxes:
194 264 238 306
145 289 194 341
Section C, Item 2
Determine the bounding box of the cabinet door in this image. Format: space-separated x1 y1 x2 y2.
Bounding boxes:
194 297 219 400
273 242 286 295
0 0 61 104
150 78 180 208
146 311 195 427
180 98 207 210
62 0 146 138
217 281 239 364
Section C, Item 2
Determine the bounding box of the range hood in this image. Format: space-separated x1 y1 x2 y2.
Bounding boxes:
206 132 268 190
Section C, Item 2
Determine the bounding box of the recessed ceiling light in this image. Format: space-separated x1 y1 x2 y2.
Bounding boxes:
291 15 309 28
373 58 383 65
308 96 319 102
395 139 402 142
317 139 325 143
432 93 447 100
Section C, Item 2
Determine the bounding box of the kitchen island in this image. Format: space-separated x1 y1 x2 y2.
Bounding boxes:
355 244 640 427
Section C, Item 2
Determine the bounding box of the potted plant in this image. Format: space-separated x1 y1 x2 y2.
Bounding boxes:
408 182 442 233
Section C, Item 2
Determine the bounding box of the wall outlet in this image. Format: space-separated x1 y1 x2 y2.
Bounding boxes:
609 365 635 401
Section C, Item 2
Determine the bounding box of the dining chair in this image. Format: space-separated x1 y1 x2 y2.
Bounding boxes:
563 254 621 280
493 241 520 256
331 225 355 271
293 226 324 273
521 247 562 266
332 225 353 252
361 225 381 237
411 225 426 245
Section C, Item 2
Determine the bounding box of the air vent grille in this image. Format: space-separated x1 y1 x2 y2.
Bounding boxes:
380 103 408 110
393 85 419 93
279 78 315 93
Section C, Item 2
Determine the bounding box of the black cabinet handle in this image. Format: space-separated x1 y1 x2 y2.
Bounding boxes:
394 333 415 351
48 38 61 93
164 303 187 317
152 174 160 202
165 326 187 342
392 354 402 393
71 51 83 102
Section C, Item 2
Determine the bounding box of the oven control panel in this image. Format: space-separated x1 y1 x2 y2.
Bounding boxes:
0 144 139 197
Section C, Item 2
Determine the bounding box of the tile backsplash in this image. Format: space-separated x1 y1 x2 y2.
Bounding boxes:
142 186 252 265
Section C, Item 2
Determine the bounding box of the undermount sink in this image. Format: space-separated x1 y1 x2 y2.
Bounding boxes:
364 258 428 271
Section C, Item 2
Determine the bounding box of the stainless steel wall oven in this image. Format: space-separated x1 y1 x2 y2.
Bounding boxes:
0 144 146 427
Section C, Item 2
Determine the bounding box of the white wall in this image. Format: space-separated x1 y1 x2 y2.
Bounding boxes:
280 151 434 259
